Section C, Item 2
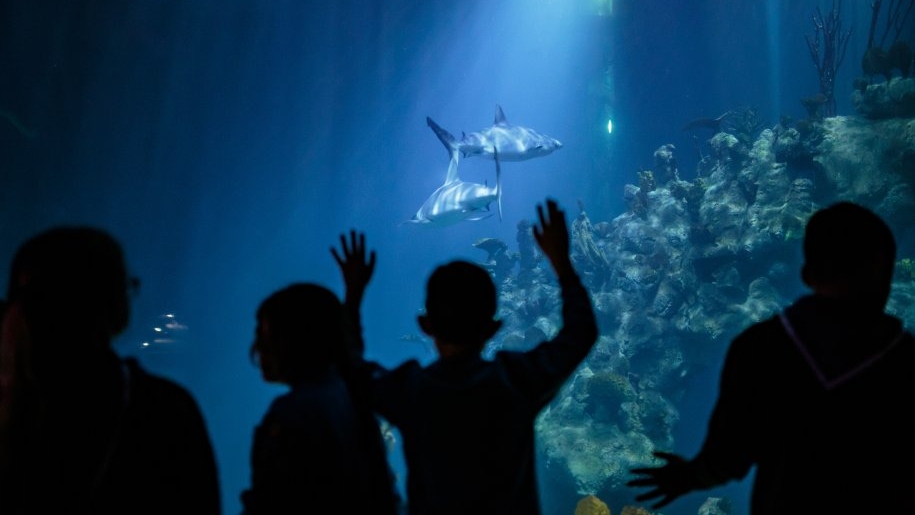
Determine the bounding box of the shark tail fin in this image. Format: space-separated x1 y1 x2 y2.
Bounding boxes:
427 116 458 157
494 146 502 222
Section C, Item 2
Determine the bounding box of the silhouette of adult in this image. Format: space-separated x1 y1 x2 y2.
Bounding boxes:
241 280 401 514
334 198 599 515
627 201 915 514
0 226 221 515
0 299 11 432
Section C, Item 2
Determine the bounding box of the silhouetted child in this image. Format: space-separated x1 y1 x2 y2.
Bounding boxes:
334 198 598 514
0 226 221 515
627 201 915 514
241 281 401 514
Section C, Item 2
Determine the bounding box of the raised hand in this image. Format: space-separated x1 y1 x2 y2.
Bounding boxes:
331 230 376 309
532 198 573 278
626 451 694 509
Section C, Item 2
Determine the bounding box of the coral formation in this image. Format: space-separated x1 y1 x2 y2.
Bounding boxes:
574 494 611 515
620 507 654 515
581 370 636 424
898 258 915 281
572 208 613 286
473 101 913 506
515 218 539 287
852 77 915 118
478 9 915 508
725 105 766 147
698 496 734 515
473 237 517 285
804 1 853 117
862 41 913 81
653 144 679 182
860 0 913 83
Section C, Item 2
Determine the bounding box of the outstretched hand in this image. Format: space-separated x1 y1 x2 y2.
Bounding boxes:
331 230 376 309
626 451 695 509
532 198 573 278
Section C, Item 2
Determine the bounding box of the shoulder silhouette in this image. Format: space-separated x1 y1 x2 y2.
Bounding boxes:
337 198 598 515
241 279 401 515
627 201 915 514
0 226 220 515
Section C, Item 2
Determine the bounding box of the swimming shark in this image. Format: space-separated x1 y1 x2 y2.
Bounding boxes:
426 105 562 162
406 147 503 226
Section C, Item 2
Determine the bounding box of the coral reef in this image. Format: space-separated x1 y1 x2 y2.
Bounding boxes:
814 116 915 226
698 496 733 515
473 237 518 285
898 258 915 281
724 106 766 147
852 77 915 118
620 507 654 515
805 1 853 117
653 144 679 182
472 110 915 505
860 0 913 82
575 495 611 515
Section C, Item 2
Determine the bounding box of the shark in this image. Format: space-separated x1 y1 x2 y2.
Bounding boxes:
426 104 562 162
406 147 503 227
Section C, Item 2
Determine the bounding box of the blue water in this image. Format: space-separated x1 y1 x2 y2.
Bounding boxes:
0 1 901 513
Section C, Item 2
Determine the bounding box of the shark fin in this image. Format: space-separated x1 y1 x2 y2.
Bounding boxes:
494 104 507 126
427 116 458 156
465 212 495 221
443 149 460 185
458 132 471 158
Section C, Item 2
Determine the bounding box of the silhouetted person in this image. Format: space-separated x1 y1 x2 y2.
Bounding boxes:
0 299 11 435
0 226 220 515
241 280 401 514
335 198 599 515
627 201 915 514
0 298 22 473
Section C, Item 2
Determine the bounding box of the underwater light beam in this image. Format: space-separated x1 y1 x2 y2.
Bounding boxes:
606 118 613 134
766 0 782 116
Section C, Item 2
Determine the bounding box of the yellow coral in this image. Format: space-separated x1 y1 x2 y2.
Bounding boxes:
575 494 611 515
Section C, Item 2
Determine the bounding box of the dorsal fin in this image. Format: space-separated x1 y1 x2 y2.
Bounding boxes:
494 104 507 125
443 148 461 185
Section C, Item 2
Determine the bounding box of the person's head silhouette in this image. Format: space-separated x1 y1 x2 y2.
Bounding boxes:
6 226 133 385
251 283 346 384
801 201 896 312
418 260 502 355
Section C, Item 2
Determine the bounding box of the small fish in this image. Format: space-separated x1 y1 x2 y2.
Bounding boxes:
399 333 435 356
427 105 562 162
682 111 731 133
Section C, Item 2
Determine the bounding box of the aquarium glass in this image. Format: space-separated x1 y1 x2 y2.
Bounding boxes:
1 1 913 514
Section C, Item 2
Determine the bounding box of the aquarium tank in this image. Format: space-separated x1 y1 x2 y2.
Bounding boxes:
1 1 913 514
